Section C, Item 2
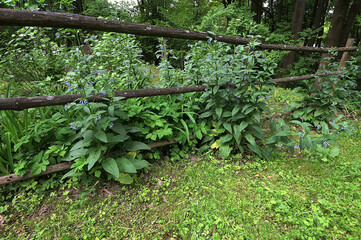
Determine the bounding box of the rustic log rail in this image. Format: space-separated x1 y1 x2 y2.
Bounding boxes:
0 71 344 111
0 8 357 53
0 137 191 185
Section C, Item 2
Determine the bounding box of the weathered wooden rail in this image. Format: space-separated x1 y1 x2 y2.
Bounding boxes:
0 8 357 53
0 71 345 111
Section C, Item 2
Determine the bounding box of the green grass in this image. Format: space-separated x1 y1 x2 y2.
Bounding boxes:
1 127 361 239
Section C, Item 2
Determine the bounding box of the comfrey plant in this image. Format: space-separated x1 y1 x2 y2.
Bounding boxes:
282 52 360 152
57 44 153 184
291 52 359 123
156 39 186 87
60 80 151 184
95 33 150 90
185 39 278 159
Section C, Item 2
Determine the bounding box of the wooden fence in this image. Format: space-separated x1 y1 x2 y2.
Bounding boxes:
0 8 356 184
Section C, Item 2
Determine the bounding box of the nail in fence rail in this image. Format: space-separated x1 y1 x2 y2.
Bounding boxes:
0 71 345 111
0 9 357 53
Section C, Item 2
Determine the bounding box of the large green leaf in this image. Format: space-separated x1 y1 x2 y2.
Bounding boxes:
239 121 249 132
220 134 233 144
219 144 231 159
132 159 150 170
232 107 240 116
223 122 232 134
216 108 223 119
62 148 88 161
107 134 129 143
102 158 119 178
245 134 256 146
125 141 150 151
314 108 323 117
70 139 91 152
233 125 242 145
112 123 126 135
248 125 265 140
95 130 108 143
199 111 212 118
117 157 137 173
320 121 329 134
293 110 304 118
242 104 251 113
88 149 102 170
244 106 255 115
247 144 263 157
108 105 114 117
115 173 133 184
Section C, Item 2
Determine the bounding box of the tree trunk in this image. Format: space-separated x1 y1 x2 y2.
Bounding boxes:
277 0 284 23
324 0 351 48
251 0 263 24
307 0 328 47
339 0 361 48
282 0 307 69
319 0 351 70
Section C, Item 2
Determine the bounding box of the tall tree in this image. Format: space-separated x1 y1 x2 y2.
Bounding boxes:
251 0 263 23
306 0 329 47
318 0 355 70
323 0 352 49
339 0 361 48
282 0 307 69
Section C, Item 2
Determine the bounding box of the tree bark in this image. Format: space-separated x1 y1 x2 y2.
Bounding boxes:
307 0 328 47
339 0 361 48
324 0 351 48
277 0 284 23
0 9 355 53
0 71 347 111
282 0 307 69
319 0 351 70
251 0 263 24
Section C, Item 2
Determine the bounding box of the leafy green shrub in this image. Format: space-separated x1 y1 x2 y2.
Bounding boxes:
290 53 360 123
0 27 67 95
184 39 279 159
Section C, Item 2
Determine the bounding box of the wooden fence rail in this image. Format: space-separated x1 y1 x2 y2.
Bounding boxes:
0 71 344 111
0 137 190 185
0 8 357 53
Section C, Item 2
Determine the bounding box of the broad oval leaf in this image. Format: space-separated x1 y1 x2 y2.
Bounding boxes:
220 134 233 144
223 122 232 133
117 157 137 173
115 173 133 184
102 158 119 178
95 130 108 143
219 144 231 159
88 149 102 170
125 141 151 151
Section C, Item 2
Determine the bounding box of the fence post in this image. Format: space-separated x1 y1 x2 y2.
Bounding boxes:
338 38 355 71
316 38 354 86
